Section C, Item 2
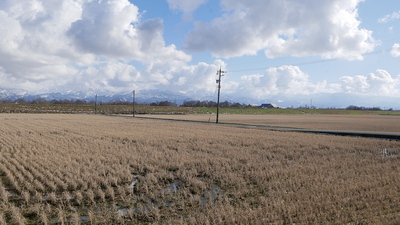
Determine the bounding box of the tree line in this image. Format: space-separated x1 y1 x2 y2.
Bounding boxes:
1 98 94 105
0 98 249 108
345 105 391 111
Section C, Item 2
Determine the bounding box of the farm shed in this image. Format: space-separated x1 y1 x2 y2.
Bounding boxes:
260 103 280 108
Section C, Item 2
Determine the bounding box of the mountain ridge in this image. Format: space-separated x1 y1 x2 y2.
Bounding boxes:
1 88 399 109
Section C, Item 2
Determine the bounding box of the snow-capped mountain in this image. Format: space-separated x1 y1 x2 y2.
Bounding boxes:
1 88 399 109
0 88 195 105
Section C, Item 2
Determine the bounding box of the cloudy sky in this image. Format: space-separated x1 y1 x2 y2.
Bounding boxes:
0 0 399 107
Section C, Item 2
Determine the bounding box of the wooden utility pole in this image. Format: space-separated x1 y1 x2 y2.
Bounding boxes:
132 90 135 117
216 67 226 124
94 94 97 114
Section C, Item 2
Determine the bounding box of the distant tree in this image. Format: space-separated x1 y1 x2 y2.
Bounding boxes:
370 107 381 111
346 105 382 111
158 101 169 106
49 99 61 104
181 100 200 107
31 98 47 104
74 99 87 105
206 101 217 107
60 99 73 104
0 99 12 103
219 101 230 107
150 101 177 107
230 102 243 108
346 105 363 110
15 98 27 104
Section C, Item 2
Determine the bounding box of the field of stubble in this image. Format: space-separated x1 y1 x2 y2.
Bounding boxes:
0 114 399 224
136 114 400 132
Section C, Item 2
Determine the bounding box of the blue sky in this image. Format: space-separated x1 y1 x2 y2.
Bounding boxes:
0 0 400 108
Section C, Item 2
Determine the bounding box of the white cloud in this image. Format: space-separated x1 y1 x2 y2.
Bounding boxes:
184 0 376 60
72 61 141 93
0 0 397 107
167 0 207 21
0 0 199 94
67 0 188 62
141 59 226 94
339 70 399 96
0 0 89 80
237 65 329 99
391 43 400 57
378 11 400 23
231 66 399 101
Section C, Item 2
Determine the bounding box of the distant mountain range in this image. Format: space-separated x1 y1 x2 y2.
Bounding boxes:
1 88 399 109
0 88 195 105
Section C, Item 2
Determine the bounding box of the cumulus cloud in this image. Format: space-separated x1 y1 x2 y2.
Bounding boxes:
167 0 207 21
339 70 399 96
141 59 226 94
67 0 190 62
0 0 206 94
0 0 88 80
184 0 376 60
232 66 399 101
71 61 141 93
0 0 397 106
237 65 329 99
391 43 400 57
378 10 400 23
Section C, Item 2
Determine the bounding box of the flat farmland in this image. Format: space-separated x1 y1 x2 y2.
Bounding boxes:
0 114 399 224
136 114 400 133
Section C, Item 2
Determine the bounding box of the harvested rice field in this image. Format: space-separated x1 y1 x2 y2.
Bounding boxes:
136 114 400 133
0 114 399 224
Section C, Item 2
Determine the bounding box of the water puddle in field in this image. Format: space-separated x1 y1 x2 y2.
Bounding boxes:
160 181 180 194
200 185 222 207
381 148 399 158
117 180 182 216
1 171 223 222
116 180 224 216
0 175 16 198
51 216 90 224
128 179 139 191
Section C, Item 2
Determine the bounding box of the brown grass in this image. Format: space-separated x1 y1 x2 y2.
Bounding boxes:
0 114 399 224
136 114 400 132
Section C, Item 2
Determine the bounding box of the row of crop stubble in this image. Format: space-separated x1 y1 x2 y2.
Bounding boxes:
0 114 399 224
135 113 400 133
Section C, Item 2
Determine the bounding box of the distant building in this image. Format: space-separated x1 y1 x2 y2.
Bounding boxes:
260 103 280 108
248 104 259 107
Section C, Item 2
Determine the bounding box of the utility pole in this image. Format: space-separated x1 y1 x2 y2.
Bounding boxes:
94 94 97 114
216 67 226 124
132 90 135 117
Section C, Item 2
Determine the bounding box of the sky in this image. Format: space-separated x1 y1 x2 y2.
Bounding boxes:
0 0 400 108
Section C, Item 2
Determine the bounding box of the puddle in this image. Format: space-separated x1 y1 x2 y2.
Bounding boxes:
381 148 399 158
200 185 222 205
117 206 150 216
160 181 180 194
128 180 139 191
117 181 182 216
51 215 90 224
